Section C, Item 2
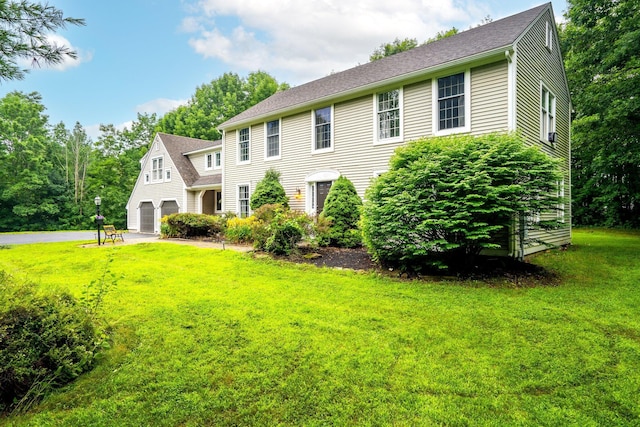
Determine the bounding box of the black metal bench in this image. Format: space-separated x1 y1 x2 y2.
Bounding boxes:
102 225 125 244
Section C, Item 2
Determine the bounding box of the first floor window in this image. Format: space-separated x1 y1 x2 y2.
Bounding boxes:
151 157 163 182
216 190 223 212
314 107 332 151
238 128 250 163
541 85 556 142
239 185 250 217
266 120 280 158
438 73 465 131
557 179 565 222
377 89 400 140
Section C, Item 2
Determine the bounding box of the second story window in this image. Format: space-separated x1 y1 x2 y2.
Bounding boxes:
214 151 221 169
238 127 250 163
437 73 466 131
377 89 401 141
151 156 163 182
266 120 280 159
541 85 556 143
205 153 213 170
314 106 332 152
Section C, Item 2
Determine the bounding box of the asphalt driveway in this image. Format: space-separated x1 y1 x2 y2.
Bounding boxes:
0 231 157 245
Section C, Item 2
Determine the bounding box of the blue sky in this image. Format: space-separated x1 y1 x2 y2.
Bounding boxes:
0 0 568 140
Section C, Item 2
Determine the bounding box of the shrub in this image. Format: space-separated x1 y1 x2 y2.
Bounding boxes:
162 213 224 239
362 133 563 272
253 206 312 255
225 216 257 244
0 272 100 413
320 176 363 248
250 168 289 210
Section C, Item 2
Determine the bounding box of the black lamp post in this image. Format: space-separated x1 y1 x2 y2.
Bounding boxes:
94 195 102 246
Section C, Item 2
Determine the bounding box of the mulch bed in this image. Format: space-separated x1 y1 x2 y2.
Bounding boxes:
277 245 558 287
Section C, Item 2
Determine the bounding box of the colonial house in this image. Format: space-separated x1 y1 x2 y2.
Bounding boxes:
126 133 222 233
128 3 571 257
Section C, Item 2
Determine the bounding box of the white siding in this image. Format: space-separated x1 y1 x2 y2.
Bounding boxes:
515 8 572 253
127 135 186 232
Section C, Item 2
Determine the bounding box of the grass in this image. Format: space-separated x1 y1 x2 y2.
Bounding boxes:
0 229 639 426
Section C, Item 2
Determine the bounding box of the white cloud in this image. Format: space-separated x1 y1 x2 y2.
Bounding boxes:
183 0 478 83
20 34 93 71
136 98 189 116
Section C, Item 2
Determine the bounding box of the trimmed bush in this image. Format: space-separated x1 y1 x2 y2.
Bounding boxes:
319 176 363 248
0 272 100 413
161 213 224 239
362 133 563 272
250 168 289 210
252 205 311 255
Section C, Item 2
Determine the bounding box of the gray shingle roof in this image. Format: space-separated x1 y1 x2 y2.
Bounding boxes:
219 3 548 129
158 133 221 187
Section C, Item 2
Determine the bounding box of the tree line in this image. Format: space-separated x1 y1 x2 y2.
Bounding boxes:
0 0 638 231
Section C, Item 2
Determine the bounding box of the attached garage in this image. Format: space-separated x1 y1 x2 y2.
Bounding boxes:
139 202 155 233
161 200 179 218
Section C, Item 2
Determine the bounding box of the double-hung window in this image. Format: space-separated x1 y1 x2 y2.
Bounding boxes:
205 153 213 170
266 120 280 159
436 72 467 133
238 128 250 163
151 156 163 182
238 185 250 218
313 106 332 152
376 89 401 142
214 151 221 169
541 85 556 143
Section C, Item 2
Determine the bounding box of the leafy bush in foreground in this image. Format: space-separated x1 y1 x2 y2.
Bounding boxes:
0 272 100 414
362 133 563 272
252 205 311 255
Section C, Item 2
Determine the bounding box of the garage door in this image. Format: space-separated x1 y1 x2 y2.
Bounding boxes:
161 200 179 218
139 202 155 233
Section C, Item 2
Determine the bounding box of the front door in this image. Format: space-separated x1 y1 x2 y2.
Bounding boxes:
316 181 332 214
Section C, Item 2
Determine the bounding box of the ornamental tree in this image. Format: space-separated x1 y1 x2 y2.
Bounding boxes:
319 176 363 247
250 168 289 210
361 133 563 272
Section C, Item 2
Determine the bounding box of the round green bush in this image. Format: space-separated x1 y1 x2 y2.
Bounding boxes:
0 272 100 413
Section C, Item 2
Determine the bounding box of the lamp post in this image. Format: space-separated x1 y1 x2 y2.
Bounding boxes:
94 195 102 246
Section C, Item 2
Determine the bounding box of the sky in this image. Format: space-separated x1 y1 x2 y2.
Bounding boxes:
0 0 568 140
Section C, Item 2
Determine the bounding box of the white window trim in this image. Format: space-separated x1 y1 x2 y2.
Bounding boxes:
165 167 171 182
432 69 471 136
237 127 251 165
205 153 213 171
150 155 164 183
557 179 565 223
144 173 150 184
264 119 282 161
311 106 335 154
373 88 403 145
237 183 251 218
540 82 557 144
214 151 222 169
545 21 553 51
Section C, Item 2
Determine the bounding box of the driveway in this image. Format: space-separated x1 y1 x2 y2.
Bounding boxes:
0 231 158 245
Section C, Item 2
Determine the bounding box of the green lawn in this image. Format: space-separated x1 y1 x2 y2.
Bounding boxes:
1 229 639 426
